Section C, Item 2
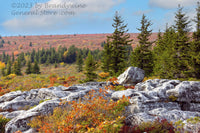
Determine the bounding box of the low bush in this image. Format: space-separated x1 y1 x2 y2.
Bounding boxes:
0 115 10 132
120 118 175 133
29 89 130 133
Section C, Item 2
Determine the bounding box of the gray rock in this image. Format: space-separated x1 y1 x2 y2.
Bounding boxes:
117 67 145 85
28 99 60 115
111 89 135 100
0 91 23 103
0 100 37 111
126 79 200 132
37 87 70 99
5 111 39 133
4 110 26 119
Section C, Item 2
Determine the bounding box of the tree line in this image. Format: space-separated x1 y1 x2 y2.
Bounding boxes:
0 45 101 76
101 3 200 80
0 3 200 81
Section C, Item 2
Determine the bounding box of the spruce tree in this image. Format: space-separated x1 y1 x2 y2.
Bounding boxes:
1 67 5 76
54 62 58 68
153 27 177 78
12 52 15 63
32 60 40 74
190 2 200 78
25 61 32 74
102 12 132 76
76 51 83 72
6 60 12 75
101 38 112 73
173 5 191 78
131 14 153 76
84 52 97 81
13 59 22 75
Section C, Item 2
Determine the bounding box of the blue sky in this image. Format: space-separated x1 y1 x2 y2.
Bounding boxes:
0 0 198 36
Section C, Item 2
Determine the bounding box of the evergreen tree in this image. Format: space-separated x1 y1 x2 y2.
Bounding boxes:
76 51 83 72
1 67 5 76
45 55 50 66
12 52 15 63
54 62 58 68
25 61 32 74
153 27 177 78
32 60 40 74
190 2 200 78
101 39 112 73
131 14 153 76
84 52 97 81
6 60 12 75
102 12 132 75
173 5 191 78
13 59 22 75
29 42 32 47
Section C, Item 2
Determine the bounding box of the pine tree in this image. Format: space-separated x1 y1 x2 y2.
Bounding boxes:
45 55 50 66
84 52 97 81
1 67 5 76
190 2 200 78
13 59 22 75
101 39 112 73
32 60 40 74
173 5 191 78
102 12 132 76
54 62 58 68
153 27 177 78
76 51 83 72
131 14 153 76
25 60 32 74
6 60 12 75
12 52 15 63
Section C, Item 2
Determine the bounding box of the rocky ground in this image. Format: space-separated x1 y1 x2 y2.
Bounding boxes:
0 67 199 133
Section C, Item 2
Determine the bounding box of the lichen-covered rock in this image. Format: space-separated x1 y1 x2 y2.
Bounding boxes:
125 79 200 132
111 89 135 100
1 76 200 133
117 67 145 85
5 112 39 133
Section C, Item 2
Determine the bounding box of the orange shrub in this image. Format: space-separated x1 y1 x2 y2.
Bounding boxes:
98 72 109 79
29 89 130 133
63 76 77 87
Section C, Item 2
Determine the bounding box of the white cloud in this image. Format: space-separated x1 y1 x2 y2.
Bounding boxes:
3 0 124 33
133 9 153 16
149 0 198 9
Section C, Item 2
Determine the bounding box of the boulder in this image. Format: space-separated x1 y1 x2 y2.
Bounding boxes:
117 67 145 85
125 79 200 132
5 112 39 133
111 89 135 100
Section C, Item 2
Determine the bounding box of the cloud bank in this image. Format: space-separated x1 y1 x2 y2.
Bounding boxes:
149 0 197 9
3 0 124 33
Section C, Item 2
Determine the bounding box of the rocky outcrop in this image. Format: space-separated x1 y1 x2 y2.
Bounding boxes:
0 76 199 132
123 79 200 132
117 67 145 85
2 83 106 133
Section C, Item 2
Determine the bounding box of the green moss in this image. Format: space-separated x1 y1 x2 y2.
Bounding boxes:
169 95 178 102
0 115 10 132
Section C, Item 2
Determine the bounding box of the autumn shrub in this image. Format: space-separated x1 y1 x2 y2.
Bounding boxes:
4 74 17 80
98 72 110 80
175 117 200 133
0 115 10 132
29 89 130 133
120 118 176 133
62 76 77 87
143 76 160 82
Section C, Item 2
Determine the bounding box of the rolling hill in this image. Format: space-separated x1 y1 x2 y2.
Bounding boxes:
0 33 158 55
